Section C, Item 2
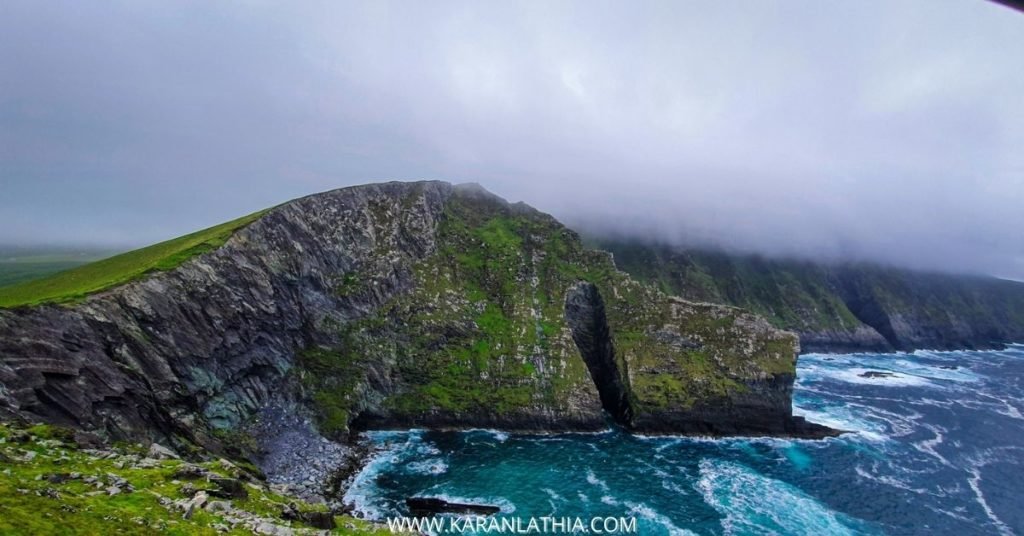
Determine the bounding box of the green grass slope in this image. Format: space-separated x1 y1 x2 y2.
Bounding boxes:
0 211 267 309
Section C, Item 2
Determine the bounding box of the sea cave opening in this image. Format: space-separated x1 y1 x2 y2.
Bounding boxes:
564 282 633 426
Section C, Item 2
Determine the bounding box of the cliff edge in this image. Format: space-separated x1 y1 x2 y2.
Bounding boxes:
0 181 832 453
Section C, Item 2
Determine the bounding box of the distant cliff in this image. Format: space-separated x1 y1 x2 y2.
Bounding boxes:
593 240 1024 354
0 182 830 453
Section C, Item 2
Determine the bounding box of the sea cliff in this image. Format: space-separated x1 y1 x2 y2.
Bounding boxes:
0 182 830 457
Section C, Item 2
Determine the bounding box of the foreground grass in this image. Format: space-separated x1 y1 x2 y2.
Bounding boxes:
0 211 267 308
0 422 394 535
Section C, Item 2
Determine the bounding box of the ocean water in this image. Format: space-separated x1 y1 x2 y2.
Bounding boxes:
346 345 1024 535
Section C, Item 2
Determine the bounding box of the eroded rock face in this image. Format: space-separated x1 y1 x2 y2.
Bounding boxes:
0 181 452 446
0 181 827 447
565 282 632 426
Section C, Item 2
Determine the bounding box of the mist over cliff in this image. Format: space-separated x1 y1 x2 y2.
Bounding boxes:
0 182 829 447
2 1 1023 278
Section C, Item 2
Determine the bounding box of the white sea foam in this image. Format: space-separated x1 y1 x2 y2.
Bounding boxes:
967 467 1014 536
624 501 698 536
791 405 887 442
997 401 1024 420
975 392 1024 421
799 350 985 390
654 438 682 452
541 487 563 502
661 478 691 496
406 458 448 475
586 469 610 492
462 428 512 442
697 459 866 535
912 423 953 468
926 503 976 524
634 432 807 445
815 366 932 387
415 444 441 456
853 464 930 495
344 434 423 519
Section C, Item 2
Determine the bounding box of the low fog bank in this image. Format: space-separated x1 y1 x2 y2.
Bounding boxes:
536 183 1024 281
2 1 1022 279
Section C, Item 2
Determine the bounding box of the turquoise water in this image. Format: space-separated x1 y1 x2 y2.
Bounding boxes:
346 345 1024 535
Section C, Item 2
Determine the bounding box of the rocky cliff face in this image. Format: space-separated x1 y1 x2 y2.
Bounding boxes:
0 182 829 452
594 240 1024 354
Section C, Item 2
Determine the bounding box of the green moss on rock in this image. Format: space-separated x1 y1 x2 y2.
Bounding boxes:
295 186 799 432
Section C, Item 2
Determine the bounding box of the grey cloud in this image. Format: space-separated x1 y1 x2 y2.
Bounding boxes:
1 0 1022 277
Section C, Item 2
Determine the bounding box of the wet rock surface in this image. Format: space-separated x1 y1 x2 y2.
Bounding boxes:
406 497 501 517
859 370 896 379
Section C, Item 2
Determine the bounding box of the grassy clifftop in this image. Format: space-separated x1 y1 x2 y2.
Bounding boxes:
0 211 267 308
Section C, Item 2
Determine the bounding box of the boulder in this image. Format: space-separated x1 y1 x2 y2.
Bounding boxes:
148 443 180 460
209 477 248 500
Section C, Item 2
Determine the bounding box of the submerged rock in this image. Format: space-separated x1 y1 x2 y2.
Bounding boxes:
859 371 896 379
406 497 501 517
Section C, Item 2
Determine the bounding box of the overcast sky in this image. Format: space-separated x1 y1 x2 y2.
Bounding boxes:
2 1 1022 277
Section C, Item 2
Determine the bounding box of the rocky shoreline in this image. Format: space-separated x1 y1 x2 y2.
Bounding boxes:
245 400 389 519
246 402 354 504
254 416 842 524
